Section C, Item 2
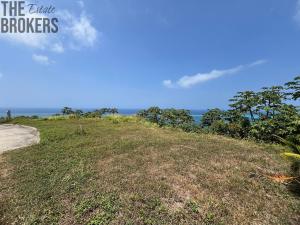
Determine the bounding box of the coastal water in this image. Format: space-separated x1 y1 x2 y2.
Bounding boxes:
0 108 205 123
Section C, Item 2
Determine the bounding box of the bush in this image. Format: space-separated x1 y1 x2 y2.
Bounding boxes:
137 107 195 130
209 120 228 134
249 105 300 142
177 123 201 133
201 108 224 127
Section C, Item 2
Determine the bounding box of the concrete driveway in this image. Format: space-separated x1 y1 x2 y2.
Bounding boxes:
0 124 40 154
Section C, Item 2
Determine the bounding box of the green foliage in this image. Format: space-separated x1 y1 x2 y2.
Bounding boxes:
229 91 259 122
177 122 200 133
249 104 300 142
185 200 199 213
209 120 228 134
201 108 224 127
160 108 194 127
137 107 195 130
59 107 119 119
75 110 84 117
286 76 300 100
137 107 162 124
203 77 300 143
75 193 119 225
61 107 74 115
257 86 286 119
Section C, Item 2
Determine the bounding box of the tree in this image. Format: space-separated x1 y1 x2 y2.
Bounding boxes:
249 104 300 142
137 107 162 124
137 107 194 128
229 91 259 122
286 76 300 100
94 109 106 117
160 109 194 127
74 110 84 116
257 86 286 119
201 108 224 127
61 107 74 115
110 108 119 114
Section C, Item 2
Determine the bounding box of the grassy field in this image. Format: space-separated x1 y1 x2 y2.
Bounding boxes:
0 117 300 225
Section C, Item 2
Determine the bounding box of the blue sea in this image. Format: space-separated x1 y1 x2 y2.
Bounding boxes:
0 108 206 123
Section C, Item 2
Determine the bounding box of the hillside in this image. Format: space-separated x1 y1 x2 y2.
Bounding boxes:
0 118 299 225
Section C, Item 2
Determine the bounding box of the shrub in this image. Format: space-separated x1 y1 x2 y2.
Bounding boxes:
177 123 201 133
137 107 162 124
138 107 195 131
249 105 300 142
201 108 224 127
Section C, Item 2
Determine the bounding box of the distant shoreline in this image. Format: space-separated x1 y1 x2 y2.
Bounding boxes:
0 108 206 123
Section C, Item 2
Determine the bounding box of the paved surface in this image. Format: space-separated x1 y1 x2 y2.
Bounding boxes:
0 124 40 154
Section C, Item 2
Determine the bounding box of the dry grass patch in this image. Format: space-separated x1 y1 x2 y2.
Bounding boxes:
0 118 299 225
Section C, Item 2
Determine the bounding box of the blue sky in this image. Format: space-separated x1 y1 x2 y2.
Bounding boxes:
0 0 300 109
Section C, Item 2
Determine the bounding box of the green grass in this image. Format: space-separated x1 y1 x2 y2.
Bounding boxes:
0 117 300 224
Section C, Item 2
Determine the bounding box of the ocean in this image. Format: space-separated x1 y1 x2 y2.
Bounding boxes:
0 108 205 123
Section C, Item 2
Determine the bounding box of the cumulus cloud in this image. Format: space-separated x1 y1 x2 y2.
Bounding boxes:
295 0 300 24
163 60 267 89
69 14 97 48
32 54 52 65
58 10 98 49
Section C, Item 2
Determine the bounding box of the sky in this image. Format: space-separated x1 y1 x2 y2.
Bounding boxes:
0 0 300 109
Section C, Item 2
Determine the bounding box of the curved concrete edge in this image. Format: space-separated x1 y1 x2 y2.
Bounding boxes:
0 124 40 154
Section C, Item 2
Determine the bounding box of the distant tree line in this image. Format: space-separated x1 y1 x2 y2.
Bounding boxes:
58 76 299 143
137 76 300 143
61 107 119 118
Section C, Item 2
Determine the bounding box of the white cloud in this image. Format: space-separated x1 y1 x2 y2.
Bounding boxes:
248 59 268 67
78 1 85 8
32 54 52 65
51 43 65 53
59 10 98 48
70 14 97 47
163 80 175 88
295 0 300 24
164 60 267 89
